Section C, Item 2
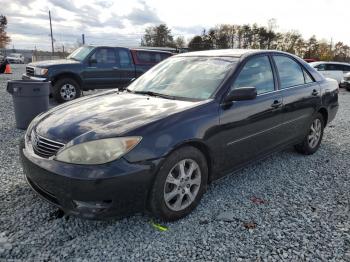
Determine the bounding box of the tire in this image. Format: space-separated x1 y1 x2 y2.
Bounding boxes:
149 146 208 221
53 78 81 103
294 113 324 155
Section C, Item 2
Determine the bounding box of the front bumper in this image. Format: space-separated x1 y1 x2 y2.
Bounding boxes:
19 140 160 219
340 80 350 90
22 74 48 81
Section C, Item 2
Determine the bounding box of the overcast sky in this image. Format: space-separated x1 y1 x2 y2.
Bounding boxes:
2 0 349 51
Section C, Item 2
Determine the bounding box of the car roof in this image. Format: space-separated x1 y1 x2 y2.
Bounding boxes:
176 49 262 57
84 45 172 54
309 61 350 66
175 49 298 58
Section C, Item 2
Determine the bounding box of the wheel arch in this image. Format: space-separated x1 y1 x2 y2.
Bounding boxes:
52 72 83 88
165 140 214 183
318 107 328 126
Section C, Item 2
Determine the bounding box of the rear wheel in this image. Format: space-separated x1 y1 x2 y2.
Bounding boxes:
294 113 324 155
149 146 208 221
53 78 81 103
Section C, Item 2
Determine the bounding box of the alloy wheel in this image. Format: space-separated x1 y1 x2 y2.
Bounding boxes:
308 118 322 148
60 84 77 101
163 159 201 211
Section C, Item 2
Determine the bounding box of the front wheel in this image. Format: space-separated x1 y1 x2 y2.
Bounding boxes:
149 146 208 221
294 113 324 155
53 78 81 103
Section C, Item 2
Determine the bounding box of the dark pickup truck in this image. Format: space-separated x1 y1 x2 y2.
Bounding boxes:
22 46 172 103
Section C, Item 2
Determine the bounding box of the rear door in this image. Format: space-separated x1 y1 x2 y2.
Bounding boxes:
272 55 321 143
82 47 119 89
115 48 136 88
217 54 285 173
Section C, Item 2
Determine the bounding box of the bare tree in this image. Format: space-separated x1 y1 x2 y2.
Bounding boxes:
0 15 10 48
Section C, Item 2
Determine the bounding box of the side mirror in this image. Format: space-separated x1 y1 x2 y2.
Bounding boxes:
89 58 97 65
224 87 257 103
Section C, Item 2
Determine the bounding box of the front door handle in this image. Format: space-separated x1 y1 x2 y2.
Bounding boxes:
112 66 119 70
271 100 283 108
312 89 319 96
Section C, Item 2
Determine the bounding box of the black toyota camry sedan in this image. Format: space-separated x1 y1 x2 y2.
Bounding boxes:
20 49 339 221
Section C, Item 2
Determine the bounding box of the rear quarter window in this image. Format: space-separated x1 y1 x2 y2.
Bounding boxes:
136 51 171 64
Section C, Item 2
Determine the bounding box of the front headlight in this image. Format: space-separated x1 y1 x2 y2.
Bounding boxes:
34 67 48 76
55 137 142 165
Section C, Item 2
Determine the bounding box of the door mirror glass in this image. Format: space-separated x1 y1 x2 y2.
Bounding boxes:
224 87 257 102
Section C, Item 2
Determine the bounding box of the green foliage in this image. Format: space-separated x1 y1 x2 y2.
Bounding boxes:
141 24 175 47
0 15 10 48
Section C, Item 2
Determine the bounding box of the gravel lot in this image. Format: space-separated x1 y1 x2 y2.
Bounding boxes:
0 64 349 261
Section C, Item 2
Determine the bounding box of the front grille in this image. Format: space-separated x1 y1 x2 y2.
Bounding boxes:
345 76 350 81
26 66 34 76
31 131 65 158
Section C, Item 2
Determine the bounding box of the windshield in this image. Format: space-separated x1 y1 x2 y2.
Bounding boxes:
67 46 95 61
128 56 237 100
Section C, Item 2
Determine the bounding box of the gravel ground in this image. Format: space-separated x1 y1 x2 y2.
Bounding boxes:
0 64 349 261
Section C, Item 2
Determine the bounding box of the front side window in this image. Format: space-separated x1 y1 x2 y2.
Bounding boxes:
274 55 305 89
91 48 117 64
232 56 275 95
315 64 326 71
128 56 237 100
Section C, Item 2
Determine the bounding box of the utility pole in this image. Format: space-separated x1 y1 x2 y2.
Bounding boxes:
49 10 54 56
82 34 85 45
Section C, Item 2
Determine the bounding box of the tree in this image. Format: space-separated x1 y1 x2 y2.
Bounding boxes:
141 24 175 47
187 21 350 62
175 36 185 48
0 15 10 48
188 35 204 51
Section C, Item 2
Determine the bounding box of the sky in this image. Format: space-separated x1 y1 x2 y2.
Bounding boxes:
1 0 349 51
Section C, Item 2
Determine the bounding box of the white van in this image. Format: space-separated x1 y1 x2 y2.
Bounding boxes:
309 61 350 84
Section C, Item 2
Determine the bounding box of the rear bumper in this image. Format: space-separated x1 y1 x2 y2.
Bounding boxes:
20 139 160 220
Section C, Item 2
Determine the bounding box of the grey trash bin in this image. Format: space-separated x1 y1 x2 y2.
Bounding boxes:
7 80 50 129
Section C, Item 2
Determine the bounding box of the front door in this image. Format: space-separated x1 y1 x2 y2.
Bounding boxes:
216 55 285 174
82 47 119 89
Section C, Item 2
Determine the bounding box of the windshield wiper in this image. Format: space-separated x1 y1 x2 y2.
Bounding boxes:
132 90 176 100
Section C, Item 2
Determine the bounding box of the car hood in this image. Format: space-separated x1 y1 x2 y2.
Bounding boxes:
28 59 80 68
35 92 206 144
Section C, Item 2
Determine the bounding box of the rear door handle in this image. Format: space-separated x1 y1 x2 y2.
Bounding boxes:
112 66 119 70
271 100 283 108
312 89 319 96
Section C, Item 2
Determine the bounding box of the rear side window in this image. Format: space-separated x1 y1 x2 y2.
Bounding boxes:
232 55 275 95
341 65 350 72
274 55 305 89
325 64 343 71
136 51 171 63
117 49 132 68
91 48 117 64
